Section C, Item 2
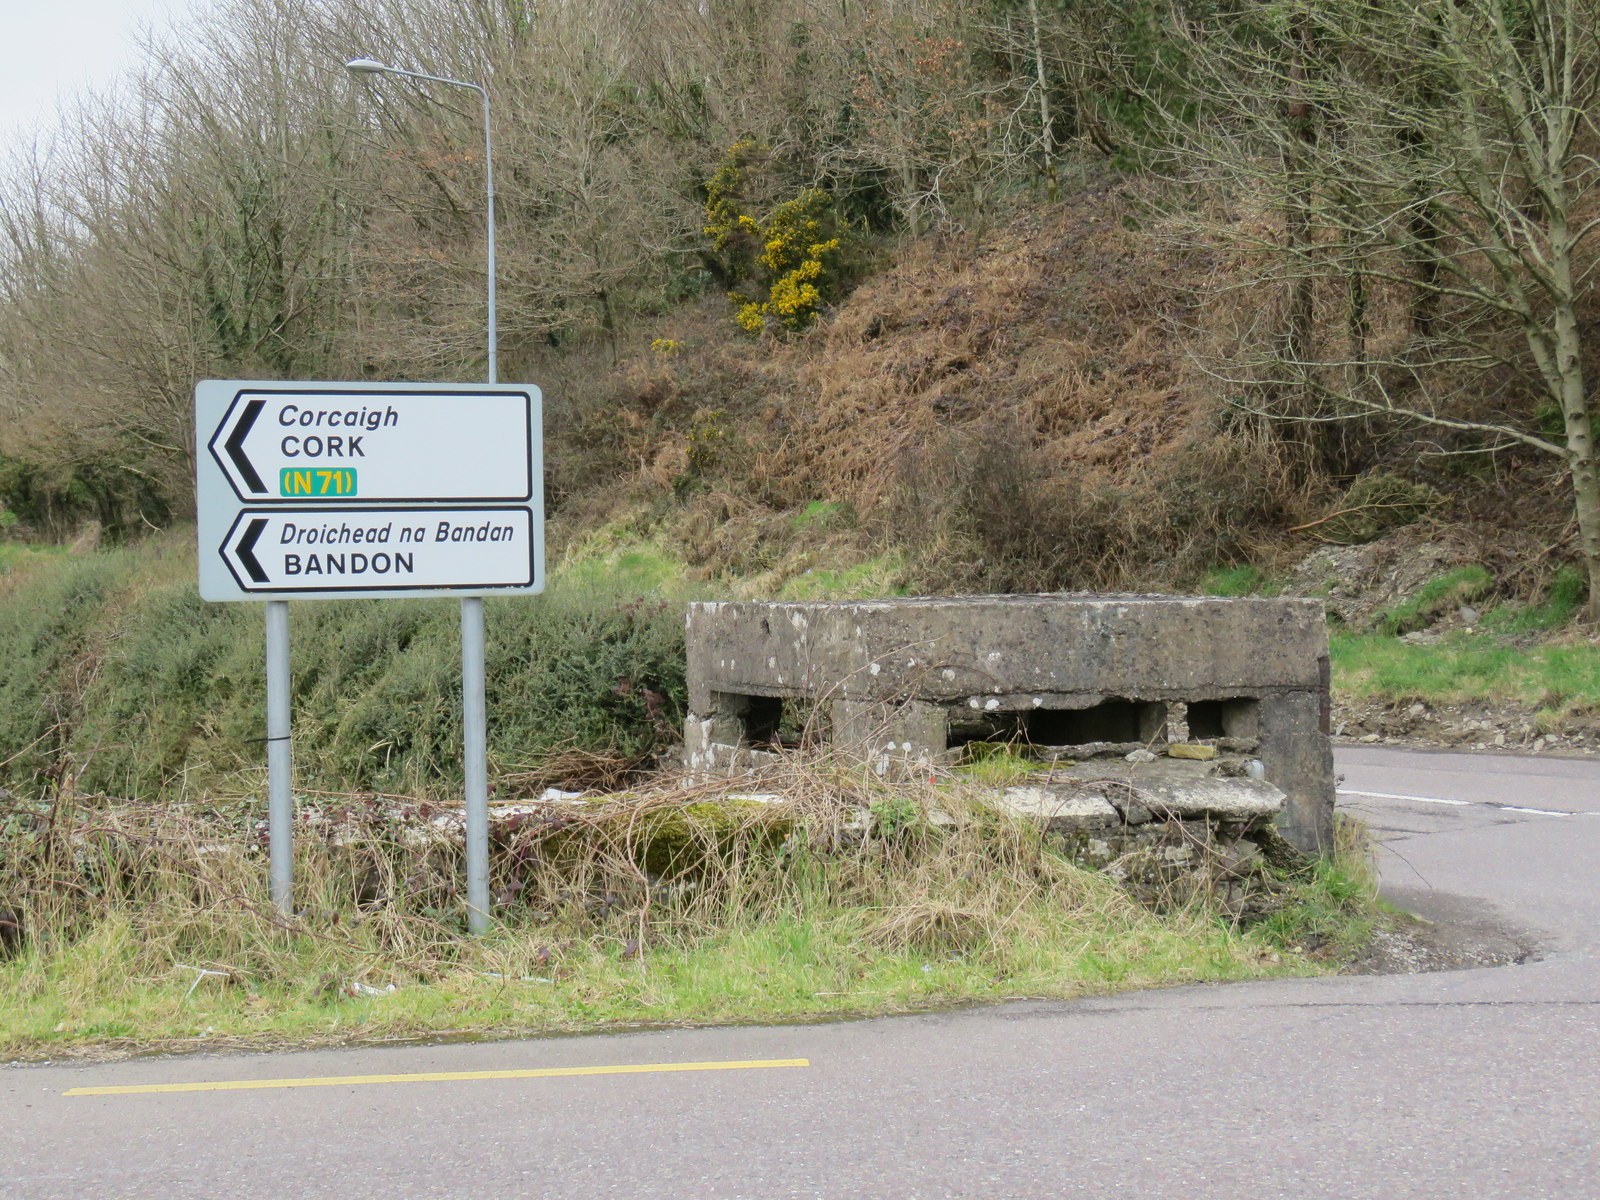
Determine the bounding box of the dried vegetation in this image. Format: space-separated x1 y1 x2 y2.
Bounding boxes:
0 760 1374 1058
556 181 1326 595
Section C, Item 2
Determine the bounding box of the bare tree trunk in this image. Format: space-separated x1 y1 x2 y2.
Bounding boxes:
1027 0 1057 201
1549 230 1600 620
1282 16 1316 371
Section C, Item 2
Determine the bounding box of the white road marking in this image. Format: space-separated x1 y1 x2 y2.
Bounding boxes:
1339 789 1470 806
1339 788 1587 818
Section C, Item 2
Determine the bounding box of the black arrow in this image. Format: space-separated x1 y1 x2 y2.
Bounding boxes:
225 399 267 494
235 518 270 583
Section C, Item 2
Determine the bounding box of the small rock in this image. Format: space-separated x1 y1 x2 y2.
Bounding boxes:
1359 733 1381 743
1167 743 1218 761
1108 795 1154 824
538 787 587 801
1407 702 1426 717
1533 737 1546 753
1124 747 1158 764
1493 732 1505 746
1459 605 1480 625
1217 840 1262 877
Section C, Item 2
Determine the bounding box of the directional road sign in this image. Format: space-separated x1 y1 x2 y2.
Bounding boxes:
207 386 534 503
196 380 544 601
219 507 537 594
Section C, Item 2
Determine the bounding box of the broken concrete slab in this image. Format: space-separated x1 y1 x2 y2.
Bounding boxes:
989 777 1284 828
994 786 1121 831
1136 777 1286 821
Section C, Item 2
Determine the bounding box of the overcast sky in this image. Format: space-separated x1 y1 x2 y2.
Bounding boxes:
2 0 205 151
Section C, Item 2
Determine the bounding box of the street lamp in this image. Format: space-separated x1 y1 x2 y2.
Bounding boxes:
344 58 497 383
346 56 499 934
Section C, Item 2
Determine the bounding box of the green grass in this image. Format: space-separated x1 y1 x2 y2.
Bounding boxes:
1248 816 1378 961
1482 566 1589 635
773 551 911 600
552 541 693 596
1191 558 1598 713
1201 564 1271 597
1375 565 1493 635
952 746 1042 786
789 499 855 532
0 902 1299 1058
1331 630 1600 711
0 540 69 577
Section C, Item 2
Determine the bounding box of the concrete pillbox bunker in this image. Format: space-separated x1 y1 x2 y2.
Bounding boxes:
684 594 1334 852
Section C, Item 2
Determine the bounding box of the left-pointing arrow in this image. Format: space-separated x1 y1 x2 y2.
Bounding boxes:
226 399 267 493
235 518 270 583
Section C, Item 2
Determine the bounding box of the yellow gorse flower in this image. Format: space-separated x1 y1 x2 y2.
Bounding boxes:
703 146 850 336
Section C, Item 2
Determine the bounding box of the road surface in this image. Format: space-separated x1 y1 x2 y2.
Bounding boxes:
4 746 1598 1199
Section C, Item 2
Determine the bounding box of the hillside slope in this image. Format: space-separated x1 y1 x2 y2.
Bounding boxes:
542 181 1574 605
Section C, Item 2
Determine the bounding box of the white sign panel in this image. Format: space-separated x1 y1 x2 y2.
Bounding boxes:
196 379 544 601
208 386 533 503
220 508 536 594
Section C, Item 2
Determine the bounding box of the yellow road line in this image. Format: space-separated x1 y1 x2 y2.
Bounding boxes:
65 1057 809 1097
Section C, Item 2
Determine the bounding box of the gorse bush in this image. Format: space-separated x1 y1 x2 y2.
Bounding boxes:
703 143 854 336
735 190 847 334
0 535 692 799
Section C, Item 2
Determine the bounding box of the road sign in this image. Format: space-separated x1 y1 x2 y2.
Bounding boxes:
206 386 534 503
219 507 536 594
196 380 544 601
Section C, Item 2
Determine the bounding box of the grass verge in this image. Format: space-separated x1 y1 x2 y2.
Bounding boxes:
0 769 1378 1061
1331 630 1600 715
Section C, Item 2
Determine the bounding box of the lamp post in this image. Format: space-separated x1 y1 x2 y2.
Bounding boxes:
346 56 498 934
345 58 497 382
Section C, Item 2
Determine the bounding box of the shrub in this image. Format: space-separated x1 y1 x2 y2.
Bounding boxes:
1316 474 1441 545
703 144 854 336
0 540 692 798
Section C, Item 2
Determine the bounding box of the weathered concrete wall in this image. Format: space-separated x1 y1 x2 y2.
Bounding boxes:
684 594 1335 853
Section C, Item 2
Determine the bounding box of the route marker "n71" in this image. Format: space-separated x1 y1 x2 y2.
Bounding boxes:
196 380 544 601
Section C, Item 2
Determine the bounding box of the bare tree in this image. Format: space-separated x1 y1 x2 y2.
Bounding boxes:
1151 0 1600 618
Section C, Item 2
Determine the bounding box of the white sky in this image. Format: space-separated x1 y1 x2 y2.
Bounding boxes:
1 0 205 151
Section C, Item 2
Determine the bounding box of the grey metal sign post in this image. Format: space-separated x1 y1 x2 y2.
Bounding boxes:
195 379 543 927
265 600 293 914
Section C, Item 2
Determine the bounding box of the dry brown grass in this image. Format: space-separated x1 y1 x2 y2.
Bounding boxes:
0 755 1243 976
544 180 1325 594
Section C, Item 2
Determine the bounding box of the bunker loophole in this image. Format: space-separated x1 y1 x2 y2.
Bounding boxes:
715 691 814 750
1184 698 1260 741
947 697 1169 753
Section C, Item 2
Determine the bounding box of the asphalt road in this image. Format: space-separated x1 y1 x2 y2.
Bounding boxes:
5 745 1598 1200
